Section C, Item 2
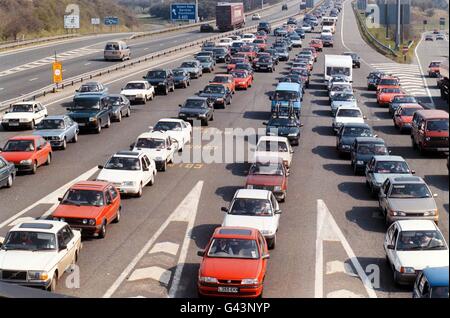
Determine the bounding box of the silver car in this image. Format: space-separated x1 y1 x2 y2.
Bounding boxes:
33 115 79 150
179 60 203 79
365 156 414 194
378 176 439 225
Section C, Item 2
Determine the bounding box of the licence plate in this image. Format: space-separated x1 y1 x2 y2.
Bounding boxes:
218 287 239 293
9 122 19 126
78 123 85 126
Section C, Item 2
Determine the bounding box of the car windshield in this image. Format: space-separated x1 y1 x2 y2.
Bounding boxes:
73 97 101 109
61 189 104 206
259 57 271 63
78 84 100 92
427 119 449 131
3 140 34 152
105 43 120 50
375 161 410 174
290 35 300 40
124 83 145 90
196 56 210 62
1 231 57 251
327 66 350 76
268 118 298 127
232 42 244 48
109 96 122 105
393 96 417 103
229 198 273 216
135 138 165 149
207 238 259 259
230 58 244 64
343 127 372 137
332 85 351 92
257 140 289 152
389 183 432 198
11 104 33 112
337 109 361 117
333 93 355 101
213 48 226 54
154 121 182 131
430 62 441 67
379 79 399 86
273 91 299 101
184 99 206 108
181 62 197 68
400 107 422 116
396 231 447 251
203 86 225 94
105 156 140 171
357 143 387 155
232 72 247 78
249 162 284 176
148 71 166 78
382 88 402 94
322 35 332 40
36 119 64 130
276 48 287 53
173 70 186 76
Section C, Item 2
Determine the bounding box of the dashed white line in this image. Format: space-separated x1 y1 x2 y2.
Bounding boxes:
29 78 39 81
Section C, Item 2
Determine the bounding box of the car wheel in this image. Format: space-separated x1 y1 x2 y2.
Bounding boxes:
30 120 35 130
393 270 401 286
148 172 155 186
96 123 102 134
268 235 276 250
61 138 67 150
72 132 78 143
411 137 417 149
98 221 107 239
117 112 122 122
105 117 111 128
164 87 169 95
126 107 131 117
418 143 426 155
353 164 359 175
47 273 57 292
394 121 398 129
113 208 121 223
136 183 143 198
45 154 51 166
202 118 208 126
31 161 37 174
161 160 167 172
6 174 13 188
210 112 214 121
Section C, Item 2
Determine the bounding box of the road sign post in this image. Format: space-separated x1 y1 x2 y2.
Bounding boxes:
52 61 63 89
170 3 197 23
104 16 119 32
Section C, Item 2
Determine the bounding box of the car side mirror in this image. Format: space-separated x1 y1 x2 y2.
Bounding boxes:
275 209 282 214
221 207 229 213
262 254 270 260
142 76 146 79
374 134 378 138
106 199 112 205
411 170 416 174
197 250 205 257
98 165 104 169
59 244 67 251
198 90 203 94
148 126 154 131
58 197 63 202
130 142 135 150
299 124 304 127
379 193 386 198
37 146 43 151
363 116 367 119
75 89 79 92
167 147 172 151
143 167 149 171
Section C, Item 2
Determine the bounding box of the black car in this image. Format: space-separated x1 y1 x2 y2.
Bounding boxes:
254 56 275 72
366 71 387 90
275 47 289 61
287 17 297 25
143 69 175 95
343 52 361 68
282 3 288 10
264 115 303 146
178 97 214 126
291 68 310 88
257 21 271 34
295 29 306 39
67 93 112 134
230 42 245 55
212 47 230 63
0 155 16 188
389 95 418 115
172 68 191 88
321 35 334 47
200 24 214 32
265 49 280 65
351 137 389 175
336 123 375 156
198 84 232 108
108 94 131 122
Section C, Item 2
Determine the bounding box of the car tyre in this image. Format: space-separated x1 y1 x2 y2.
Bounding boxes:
113 208 121 223
161 160 167 172
48 273 57 292
31 161 37 174
96 123 102 134
98 221 107 239
45 154 51 166
6 174 13 188
117 112 122 122
268 235 276 250
61 138 67 150
136 183 143 198
105 117 111 128
72 132 78 143
148 172 155 186
126 107 131 117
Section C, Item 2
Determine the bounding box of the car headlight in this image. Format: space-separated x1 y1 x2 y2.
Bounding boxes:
274 186 282 191
122 181 135 187
400 267 415 274
199 276 218 283
159 82 165 85
341 145 350 149
19 118 31 123
28 271 49 281
392 211 407 216
288 133 298 137
89 117 97 122
2 118 8 123
425 137 431 141
20 159 32 165
82 219 88 225
198 113 207 118
424 210 437 216
89 219 96 226
356 160 364 165
216 98 224 102
241 278 259 285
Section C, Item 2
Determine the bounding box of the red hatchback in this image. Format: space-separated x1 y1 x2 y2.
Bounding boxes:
245 160 288 202
197 227 269 298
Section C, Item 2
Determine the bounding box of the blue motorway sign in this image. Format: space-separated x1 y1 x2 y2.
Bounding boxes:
170 3 196 21
104 16 119 26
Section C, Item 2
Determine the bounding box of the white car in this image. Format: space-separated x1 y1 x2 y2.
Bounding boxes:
97 151 156 197
151 118 192 152
327 75 352 91
221 189 281 249
333 106 365 132
321 30 333 38
1 102 47 130
301 24 312 32
241 33 256 43
254 136 294 169
384 220 449 285
120 81 155 104
131 130 178 171
252 13 261 20
290 36 303 47
0 220 82 292
217 37 233 48
329 82 353 99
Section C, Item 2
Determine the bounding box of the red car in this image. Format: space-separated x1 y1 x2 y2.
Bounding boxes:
377 89 405 106
253 39 267 51
245 160 288 202
393 104 424 132
52 181 121 238
231 70 253 90
428 61 441 77
239 46 257 61
0 135 52 174
376 76 401 92
227 57 246 73
309 39 323 52
197 227 269 298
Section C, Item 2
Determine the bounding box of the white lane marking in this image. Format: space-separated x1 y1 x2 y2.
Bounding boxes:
128 266 172 285
414 34 436 106
0 166 99 229
149 242 180 256
84 62 91 66
315 199 378 298
143 48 149 51
8 217 37 227
326 260 358 277
0 88 4 91
327 290 364 298
29 78 39 82
103 181 204 298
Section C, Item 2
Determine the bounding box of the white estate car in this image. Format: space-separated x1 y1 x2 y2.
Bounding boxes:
384 220 449 285
333 106 366 133
97 150 156 197
151 118 192 152
0 220 82 292
131 130 178 171
1 102 47 130
329 82 353 100
252 13 261 20
120 81 155 104
241 33 256 43
217 37 233 48
254 136 293 169
221 189 281 249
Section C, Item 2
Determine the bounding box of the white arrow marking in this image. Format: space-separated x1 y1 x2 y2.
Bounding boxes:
149 242 180 256
128 266 172 285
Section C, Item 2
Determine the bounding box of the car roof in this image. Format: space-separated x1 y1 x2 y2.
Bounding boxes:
126 81 147 84
112 150 142 158
213 226 259 240
414 109 449 119
388 176 425 184
73 93 105 99
337 105 361 111
422 267 449 287
355 137 384 143
187 96 208 101
372 155 405 162
12 102 40 106
157 118 185 123
10 220 67 233
44 115 68 120
137 130 169 139
276 82 301 91
8 135 40 141
258 135 289 143
71 181 110 191
234 189 271 200
395 219 440 232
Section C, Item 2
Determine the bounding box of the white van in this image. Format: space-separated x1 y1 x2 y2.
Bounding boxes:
324 54 353 83
322 17 337 33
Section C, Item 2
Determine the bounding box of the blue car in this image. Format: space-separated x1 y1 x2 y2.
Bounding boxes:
0 156 16 188
33 115 79 150
413 267 449 298
271 82 302 116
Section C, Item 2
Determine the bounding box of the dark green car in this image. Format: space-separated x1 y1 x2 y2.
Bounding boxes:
0 156 16 188
67 93 112 134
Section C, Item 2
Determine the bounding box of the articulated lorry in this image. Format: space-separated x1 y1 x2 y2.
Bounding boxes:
216 2 245 32
438 59 449 101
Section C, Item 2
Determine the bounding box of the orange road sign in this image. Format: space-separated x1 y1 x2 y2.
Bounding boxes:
53 62 63 83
